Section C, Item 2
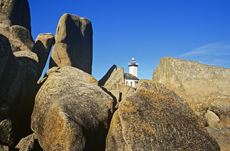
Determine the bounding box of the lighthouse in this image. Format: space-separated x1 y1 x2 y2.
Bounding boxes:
124 58 139 88
129 57 138 77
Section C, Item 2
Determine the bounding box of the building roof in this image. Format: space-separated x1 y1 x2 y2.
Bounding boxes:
124 73 139 80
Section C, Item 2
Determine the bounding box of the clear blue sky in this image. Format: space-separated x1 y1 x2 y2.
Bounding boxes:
28 0 230 80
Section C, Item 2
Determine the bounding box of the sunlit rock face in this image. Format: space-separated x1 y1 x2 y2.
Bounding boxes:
31 67 115 151
15 133 42 151
50 13 93 74
99 64 117 86
106 79 220 151
206 127 230 151
104 67 125 92
152 57 230 127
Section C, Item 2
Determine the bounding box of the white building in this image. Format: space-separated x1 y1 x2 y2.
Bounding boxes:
124 58 139 88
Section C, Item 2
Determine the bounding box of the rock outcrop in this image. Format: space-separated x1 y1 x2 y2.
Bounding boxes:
0 0 31 31
102 67 126 104
0 118 13 146
121 85 136 100
0 34 39 147
31 67 115 150
106 79 220 151
58 66 98 85
206 127 230 151
0 0 34 53
0 0 51 148
1 0 227 150
0 24 34 53
15 133 42 151
101 66 136 105
205 110 221 127
32 33 55 79
104 67 125 91
99 65 117 86
152 57 230 126
49 13 93 74
0 144 8 151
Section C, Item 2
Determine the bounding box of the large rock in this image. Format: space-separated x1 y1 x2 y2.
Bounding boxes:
99 64 117 86
106 79 220 151
205 110 220 127
49 13 93 74
15 133 42 151
121 85 136 100
152 57 230 126
31 67 115 150
9 25 34 51
102 67 136 105
0 0 31 31
0 144 9 151
0 33 12 79
58 66 98 85
104 67 125 92
206 127 230 151
103 67 125 104
0 119 13 146
0 24 34 53
32 33 55 79
0 0 34 53
0 0 53 148
0 34 39 147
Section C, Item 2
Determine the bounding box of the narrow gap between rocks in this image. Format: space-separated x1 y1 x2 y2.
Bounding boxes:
40 47 53 79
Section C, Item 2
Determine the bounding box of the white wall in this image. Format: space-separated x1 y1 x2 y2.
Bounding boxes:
125 79 138 88
129 66 138 77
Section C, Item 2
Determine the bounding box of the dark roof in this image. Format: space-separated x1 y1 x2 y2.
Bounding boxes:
128 64 138 67
124 73 139 80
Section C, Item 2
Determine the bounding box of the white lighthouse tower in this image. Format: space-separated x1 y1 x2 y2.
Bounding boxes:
124 58 139 88
129 57 138 77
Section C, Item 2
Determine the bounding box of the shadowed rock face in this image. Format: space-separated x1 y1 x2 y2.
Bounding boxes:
0 34 12 79
0 0 31 31
0 0 35 56
49 13 93 74
0 0 54 148
152 57 230 127
32 33 55 79
31 67 115 151
0 34 39 147
0 1 38 148
106 79 220 151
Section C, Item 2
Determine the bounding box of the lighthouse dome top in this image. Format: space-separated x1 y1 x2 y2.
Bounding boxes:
129 57 138 66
